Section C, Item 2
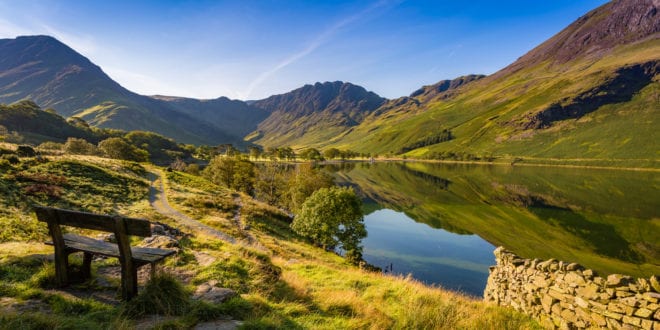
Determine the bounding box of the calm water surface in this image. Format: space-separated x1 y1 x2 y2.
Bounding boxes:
362 209 494 296
327 162 659 296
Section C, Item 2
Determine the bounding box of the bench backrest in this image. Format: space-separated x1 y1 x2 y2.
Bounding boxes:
34 206 152 237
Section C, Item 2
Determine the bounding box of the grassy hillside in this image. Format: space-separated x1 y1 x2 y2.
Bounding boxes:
330 39 659 166
0 151 539 329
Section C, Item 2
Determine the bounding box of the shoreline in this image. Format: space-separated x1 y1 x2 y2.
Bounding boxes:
313 158 660 172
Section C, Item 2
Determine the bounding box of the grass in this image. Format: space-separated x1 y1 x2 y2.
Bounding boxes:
0 151 540 329
301 39 660 168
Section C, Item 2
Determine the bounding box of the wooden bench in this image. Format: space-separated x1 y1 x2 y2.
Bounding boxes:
34 206 176 300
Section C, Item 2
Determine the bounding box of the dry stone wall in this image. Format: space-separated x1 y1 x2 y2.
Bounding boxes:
484 247 659 329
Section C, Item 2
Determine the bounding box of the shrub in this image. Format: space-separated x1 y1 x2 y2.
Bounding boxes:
16 145 36 157
122 274 191 318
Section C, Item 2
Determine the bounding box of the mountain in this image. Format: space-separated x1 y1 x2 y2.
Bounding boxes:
0 35 246 145
409 74 485 101
247 81 386 148
150 95 268 139
330 0 659 164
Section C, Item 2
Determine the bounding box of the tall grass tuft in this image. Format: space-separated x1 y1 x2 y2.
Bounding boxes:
122 274 191 318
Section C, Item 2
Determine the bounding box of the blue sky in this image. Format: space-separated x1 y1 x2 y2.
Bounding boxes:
0 0 608 100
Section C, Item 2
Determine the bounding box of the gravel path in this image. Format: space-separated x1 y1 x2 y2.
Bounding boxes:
147 170 236 244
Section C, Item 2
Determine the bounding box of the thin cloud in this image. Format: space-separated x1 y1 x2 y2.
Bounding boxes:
242 0 397 99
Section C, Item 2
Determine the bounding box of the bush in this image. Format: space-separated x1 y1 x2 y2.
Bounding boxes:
16 145 36 157
63 138 97 155
98 138 149 162
2 154 19 164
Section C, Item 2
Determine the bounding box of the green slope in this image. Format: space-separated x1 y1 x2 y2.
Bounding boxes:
333 39 659 166
324 0 660 166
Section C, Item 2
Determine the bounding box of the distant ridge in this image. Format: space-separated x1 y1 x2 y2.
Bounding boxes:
247 81 386 148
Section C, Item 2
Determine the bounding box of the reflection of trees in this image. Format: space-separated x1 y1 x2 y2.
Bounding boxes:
397 164 450 190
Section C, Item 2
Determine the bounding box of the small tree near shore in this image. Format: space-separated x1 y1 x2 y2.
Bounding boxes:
291 186 366 264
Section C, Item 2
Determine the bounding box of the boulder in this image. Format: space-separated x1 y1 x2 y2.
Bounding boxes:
140 235 179 249
194 281 237 304
649 275 660 293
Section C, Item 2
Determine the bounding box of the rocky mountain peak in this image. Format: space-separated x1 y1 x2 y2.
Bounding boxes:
500 0 659 75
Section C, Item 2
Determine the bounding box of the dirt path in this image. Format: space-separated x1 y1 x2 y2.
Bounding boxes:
231 196 264 249
147 170 236 244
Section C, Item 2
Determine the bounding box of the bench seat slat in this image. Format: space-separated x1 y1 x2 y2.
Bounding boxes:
53 234 175 264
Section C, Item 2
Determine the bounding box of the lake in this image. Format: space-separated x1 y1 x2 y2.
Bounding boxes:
326 162 660 297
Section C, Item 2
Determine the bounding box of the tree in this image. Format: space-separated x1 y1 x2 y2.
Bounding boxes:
285 163 334 213
323 148 340 160
124 131 184 161
203 155 256 194
291 186 366 264
64 137 97 155
299 148 323 161
254 161 287 205
98 138 149 162
248 146 262 160
0 125 8 141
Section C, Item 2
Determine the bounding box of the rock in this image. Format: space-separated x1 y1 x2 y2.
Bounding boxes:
542 295 556 313
151 224 165 235
574 296 589 309
97 233 116 243
591 312 608 327
140 235 179 249
576 283 600 300
607 274 631 287
638 278 651 292
194 282 237 304
560 309 577 323
635 307 653 318
616 290 634 298
643 292 660 303
602 310 624 321
607 318 622 329
194 320 243 330
565 272 586 286
620 297 640 308
622 315 641 327
566 263 582 271
648 275 660 293
193 251 217 267
641 319 654 330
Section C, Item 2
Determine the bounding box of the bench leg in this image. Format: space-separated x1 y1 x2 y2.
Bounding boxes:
121 264 139 301
54 252 70 287
150 262 158 279
82 252 93 280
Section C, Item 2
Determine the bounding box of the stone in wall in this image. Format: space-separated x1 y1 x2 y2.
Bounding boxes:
484 247 659 329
